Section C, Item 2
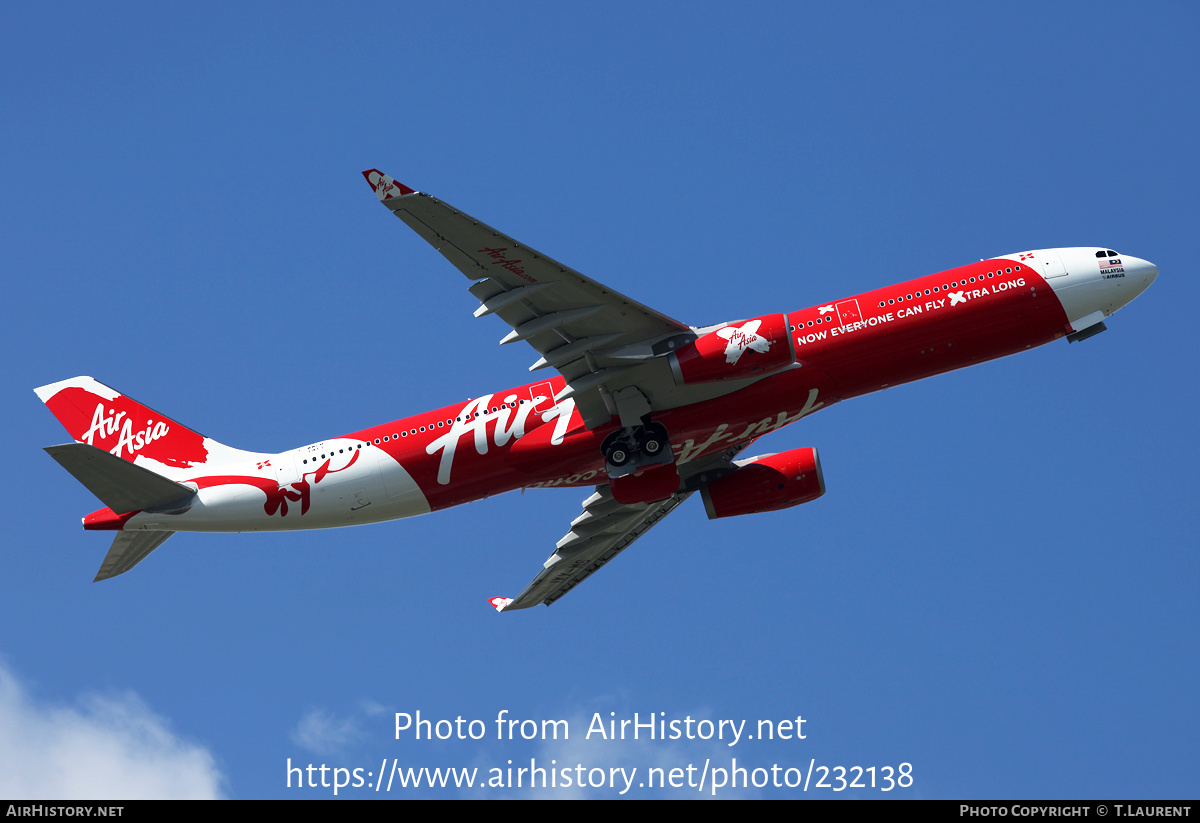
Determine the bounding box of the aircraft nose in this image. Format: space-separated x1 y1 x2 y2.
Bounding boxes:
1143 259 1158 286
1126 256 1159 297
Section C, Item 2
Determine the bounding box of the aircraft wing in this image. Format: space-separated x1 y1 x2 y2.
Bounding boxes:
488 487 690 612
364 169 695 428
488 444 747 611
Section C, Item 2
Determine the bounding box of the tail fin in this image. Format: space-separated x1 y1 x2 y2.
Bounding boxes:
35 376 227 474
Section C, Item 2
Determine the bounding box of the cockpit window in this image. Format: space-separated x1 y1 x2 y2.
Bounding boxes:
1097 249 1119 258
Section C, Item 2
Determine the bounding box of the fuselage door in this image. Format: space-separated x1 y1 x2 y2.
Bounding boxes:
835 299 863 325
274 451 300 487
1031 249 1067 278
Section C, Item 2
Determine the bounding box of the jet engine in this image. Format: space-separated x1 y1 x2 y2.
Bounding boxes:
670 313 793 385
700 447 825 519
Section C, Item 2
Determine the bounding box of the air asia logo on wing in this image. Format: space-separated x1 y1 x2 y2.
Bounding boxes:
715 320 771 365
377 178 400 199
363 169 414 201
476 247 533 280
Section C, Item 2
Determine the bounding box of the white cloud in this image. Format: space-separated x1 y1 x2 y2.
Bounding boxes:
0 661 225 799
358 699 388 717
290 708 365 756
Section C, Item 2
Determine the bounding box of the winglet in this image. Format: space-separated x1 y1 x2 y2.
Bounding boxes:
488 596 514 613
362 169 415 201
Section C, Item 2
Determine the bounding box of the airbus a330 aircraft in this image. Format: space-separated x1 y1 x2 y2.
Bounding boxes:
37 170 1158 611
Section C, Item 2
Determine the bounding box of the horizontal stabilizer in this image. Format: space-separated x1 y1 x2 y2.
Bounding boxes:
45 443 195 514
95 530 175 581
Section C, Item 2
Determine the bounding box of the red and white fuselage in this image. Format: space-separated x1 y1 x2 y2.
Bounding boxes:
40 247 1154 533
36 172 1157 607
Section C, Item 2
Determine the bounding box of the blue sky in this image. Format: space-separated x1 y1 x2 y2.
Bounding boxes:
2 2 1196 798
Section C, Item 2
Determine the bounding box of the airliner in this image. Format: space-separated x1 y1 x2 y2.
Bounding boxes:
36 170 1158 610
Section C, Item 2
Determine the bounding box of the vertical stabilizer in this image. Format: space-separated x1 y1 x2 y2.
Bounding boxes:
35 376 251 476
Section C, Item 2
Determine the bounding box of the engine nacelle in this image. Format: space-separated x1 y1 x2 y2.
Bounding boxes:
670 313 793 385
700 447 825 519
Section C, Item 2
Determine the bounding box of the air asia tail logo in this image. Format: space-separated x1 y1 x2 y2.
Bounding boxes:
37 379 210 469
84 403 170 460
715 320 771 365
